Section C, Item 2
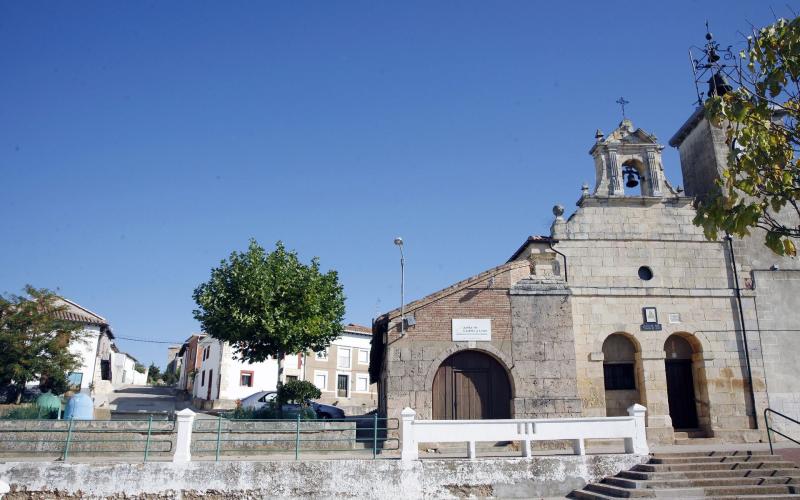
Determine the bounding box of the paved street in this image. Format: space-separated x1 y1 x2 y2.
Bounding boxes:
109 385 177 417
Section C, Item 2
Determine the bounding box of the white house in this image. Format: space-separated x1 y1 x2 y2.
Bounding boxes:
110 350 147 387
192 337 280 409
53 298 115 394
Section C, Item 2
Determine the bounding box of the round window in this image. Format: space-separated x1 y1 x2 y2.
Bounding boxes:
638 266 653 281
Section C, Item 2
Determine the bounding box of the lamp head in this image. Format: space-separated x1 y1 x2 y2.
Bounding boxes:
394 237 403 246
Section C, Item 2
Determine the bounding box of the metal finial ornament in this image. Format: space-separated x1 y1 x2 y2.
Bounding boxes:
616 97 630 119
688 21 738 106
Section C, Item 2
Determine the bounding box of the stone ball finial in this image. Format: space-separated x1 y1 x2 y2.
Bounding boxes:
552 204 565 217
595 129 604 141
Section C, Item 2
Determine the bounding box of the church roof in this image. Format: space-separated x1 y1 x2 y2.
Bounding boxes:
507 235 553 262
377 260 530 323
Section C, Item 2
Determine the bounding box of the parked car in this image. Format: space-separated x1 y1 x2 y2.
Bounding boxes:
239 390 277 409
239 391 346 419
310 401 345 419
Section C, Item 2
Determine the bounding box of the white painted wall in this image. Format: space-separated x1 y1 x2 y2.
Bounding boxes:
193 338 280 403
218 342 279 402
111 352 147 387
66 326 101 391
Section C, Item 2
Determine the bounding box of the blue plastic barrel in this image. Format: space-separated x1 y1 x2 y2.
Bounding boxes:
64 393 94 420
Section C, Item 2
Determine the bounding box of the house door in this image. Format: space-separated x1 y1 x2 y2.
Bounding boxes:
432 350 511 420
206 369 213 400
665 360 698 429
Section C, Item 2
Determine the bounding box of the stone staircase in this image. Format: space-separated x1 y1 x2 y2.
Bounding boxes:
570 450 800 499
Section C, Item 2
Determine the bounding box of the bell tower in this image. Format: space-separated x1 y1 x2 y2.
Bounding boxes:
588 118 676 198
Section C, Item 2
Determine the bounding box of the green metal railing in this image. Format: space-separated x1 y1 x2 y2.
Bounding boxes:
191 414 399 461
765 408 800 455
0 417 175 462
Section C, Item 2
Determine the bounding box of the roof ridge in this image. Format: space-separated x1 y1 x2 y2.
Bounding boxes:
59 297 107 323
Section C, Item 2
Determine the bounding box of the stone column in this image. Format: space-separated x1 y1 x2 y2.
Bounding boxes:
646 150 662 196
637 350 674 444
608 150 623 196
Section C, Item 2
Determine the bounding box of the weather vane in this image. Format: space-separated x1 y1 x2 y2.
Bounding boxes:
688 22 737 105
616 96 630 119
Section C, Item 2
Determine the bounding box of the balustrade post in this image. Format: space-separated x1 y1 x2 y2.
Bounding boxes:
625 404 649 455
173 408 196 463
400 407 418 462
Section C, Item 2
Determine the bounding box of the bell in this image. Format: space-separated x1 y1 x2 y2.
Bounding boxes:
626 172 639 188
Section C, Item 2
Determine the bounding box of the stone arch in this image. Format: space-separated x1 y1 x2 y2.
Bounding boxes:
664 332 711 434
431 350 512 419
620 158 648 196
424 344 518 397
601 332 644 416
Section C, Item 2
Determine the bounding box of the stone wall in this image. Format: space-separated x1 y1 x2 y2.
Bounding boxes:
545 197 767 444
509 277 582 418
0 454 647 499
380 261 528 422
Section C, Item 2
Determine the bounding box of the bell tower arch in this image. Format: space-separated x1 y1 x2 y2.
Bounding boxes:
589 119 676 198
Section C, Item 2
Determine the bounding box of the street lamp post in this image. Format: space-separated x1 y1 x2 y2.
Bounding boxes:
394 237 405 336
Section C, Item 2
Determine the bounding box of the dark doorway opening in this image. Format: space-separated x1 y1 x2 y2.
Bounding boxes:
432 350 511 420
664 335 699 429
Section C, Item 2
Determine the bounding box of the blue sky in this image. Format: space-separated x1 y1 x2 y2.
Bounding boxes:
0 1 792 368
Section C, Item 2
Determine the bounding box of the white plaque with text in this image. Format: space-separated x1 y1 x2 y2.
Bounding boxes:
452 318 491 341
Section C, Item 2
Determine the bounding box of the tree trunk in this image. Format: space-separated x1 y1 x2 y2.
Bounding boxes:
15 380 25 404
277 352 285 387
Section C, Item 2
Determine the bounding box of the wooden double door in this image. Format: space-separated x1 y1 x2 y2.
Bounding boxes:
432 350 511 420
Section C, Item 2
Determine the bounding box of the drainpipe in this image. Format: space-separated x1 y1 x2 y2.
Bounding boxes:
726 234 758 429
548 239 568 282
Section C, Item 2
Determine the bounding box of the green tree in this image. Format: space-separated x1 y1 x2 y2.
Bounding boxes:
0 286 84 403
193 239 345 383
277 379 322 407
134 363 146 374
162 368 179 386
147 363 161 384
696 16 800 255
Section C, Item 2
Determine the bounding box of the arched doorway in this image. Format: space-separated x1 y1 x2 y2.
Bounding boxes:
664 335 698 429
602 333 641 416
432 350 511 420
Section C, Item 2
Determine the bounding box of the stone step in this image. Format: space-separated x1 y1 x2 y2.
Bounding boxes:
618 468 800 481
570 490 800 500
604 474 799 490
650 455 779 464
674 429 710 439
650 450 776 459
583 482 800 498
634 460 796 472
674 437 723 445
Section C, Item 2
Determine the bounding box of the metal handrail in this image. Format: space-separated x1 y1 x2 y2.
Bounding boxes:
765 408 800 454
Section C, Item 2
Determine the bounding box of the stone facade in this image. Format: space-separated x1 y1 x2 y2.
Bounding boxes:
372 113 796 446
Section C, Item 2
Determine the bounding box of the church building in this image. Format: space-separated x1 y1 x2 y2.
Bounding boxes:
370 106 800 445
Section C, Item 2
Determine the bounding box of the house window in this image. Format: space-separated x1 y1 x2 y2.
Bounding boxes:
285 375 298 382
337 374 349 398
338 348 351 369
358 349 369 365
314 372 328 390
355 373 369 392
315 349 328 360
603 364 636 390
201 370 206 386
602 334 637 391
240 371 254 387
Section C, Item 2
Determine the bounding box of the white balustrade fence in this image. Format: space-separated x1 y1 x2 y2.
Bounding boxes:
400 404 648 462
